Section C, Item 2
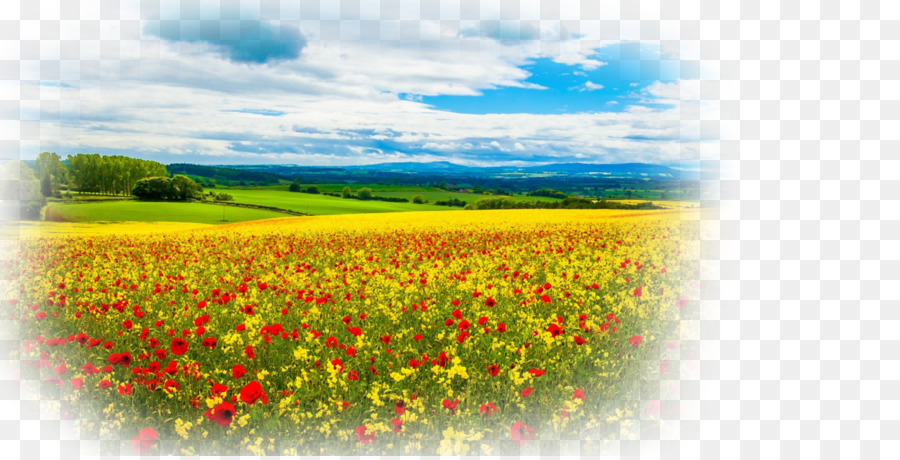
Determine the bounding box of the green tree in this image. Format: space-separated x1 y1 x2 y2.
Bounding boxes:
289 181 301 192
412 194 426 204
169 175 201 201
341 186 352 198
40 174 52 197
306 185 320 194
357 187 373 200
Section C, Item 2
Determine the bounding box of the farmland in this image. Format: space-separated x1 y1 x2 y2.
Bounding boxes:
43 200 287 225
9 209 701 456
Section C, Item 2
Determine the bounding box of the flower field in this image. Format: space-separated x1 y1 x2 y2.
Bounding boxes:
7 209 700 456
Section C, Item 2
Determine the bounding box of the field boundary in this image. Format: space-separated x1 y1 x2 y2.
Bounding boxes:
193 200 311 216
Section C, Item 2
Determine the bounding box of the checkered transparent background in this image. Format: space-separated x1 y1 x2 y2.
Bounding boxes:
1 0 897 458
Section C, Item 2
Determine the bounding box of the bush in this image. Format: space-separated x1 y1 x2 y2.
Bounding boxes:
412 195 426 204
341 186 352 198
214 192 234 201
357 187 373 200
306 186 320 194
132 175 201 201
288 182 301 192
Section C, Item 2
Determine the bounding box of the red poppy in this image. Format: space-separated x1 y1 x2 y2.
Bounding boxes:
646 399 661 417
325 336 338 348
211 382 228 395
171 338 188 356
521 386 532 398
408 358 419 369
442 398 459 414
451 309 463 320
130 427 158 455
240 381 266 405
204 401 236 426
527 368 545 377
109 352 132 367
345 345 357 356
413 334 423 341
232 364 246 379
347 370 358 380
573 336 588 345
497 322 507 333
395 400 406 415
245 345 255 359
98 380 112 389
69 378 83 390
540 294 552 303
330 358 344 373
118 383 133 395
201 337 217 349
457 331 470 343
487 364 500 376
510 421 535 445
547 323 564 337
164 379 179 393
634 287 642 297
346 327 362 336
485 297 496 307
573 388 585 400
390 418 403 434
479 401 497 417
630 335 643 347
355 425 375 444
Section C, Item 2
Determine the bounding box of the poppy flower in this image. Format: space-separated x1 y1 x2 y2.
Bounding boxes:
547 323 564 337
118 383 133 395
390 418 403 434
484 297 496 307
240 381 265 405
646 399 661 417
130 427 158 455
540 294 552 303
630 335 643 347
355 425 375 444
69 378 83 390
201 337 217 349
479 401 497 417
98 380 112 389
171 338 188 356
573 388 585 400
527 368 545 377
510 421 535 445
232 364 245 379
245 345 255 359
451 309 463 320
413 334 423 341
408 359 419 369
325 336 338 348
457 331 470 343
521 386 532 398
442 398 459 414
211 382 228 395
634 287 642 297
164 379 179 393
497 322 507 333
395 400 406 415
487 364 500 376
204 401 236 426
574 336 588 345
347 370 358 380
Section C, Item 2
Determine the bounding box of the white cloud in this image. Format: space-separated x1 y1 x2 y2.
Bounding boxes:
582 81 604 92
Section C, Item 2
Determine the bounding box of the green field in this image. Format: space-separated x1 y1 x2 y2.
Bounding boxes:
224 189 455 215
41 186 564 224
44 201 287 225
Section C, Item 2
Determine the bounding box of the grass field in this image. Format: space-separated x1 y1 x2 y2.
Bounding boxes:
223 189 458 215
44 201 287 225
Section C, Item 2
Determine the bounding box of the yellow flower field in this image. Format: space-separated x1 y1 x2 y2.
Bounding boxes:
7 209 702 456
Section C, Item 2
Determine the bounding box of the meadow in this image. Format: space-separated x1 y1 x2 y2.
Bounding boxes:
43 200 287 225
9 209 700 456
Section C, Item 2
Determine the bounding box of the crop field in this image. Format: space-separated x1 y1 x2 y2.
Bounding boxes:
223 189 454 215
43 201 286 225
8 209 701 456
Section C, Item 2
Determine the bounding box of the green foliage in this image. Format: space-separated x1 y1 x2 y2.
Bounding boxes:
357 187 373 200
288 182 301 192
213 192 234 201
40 175 52 198
67 153 167 195
341 186 352 198
412 194 426 204
305 185 320 194
132 175 201 201
528 188 568 199
1 161 45 220
434 197 467 208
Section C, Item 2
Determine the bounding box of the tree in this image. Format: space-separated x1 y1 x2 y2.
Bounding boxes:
341 186 352 198
306 185 320 194
289 181 301 192
412 195 426 204
169 175 201 201
357 187 373 200
2 161 45 220
132 177 172 200
40 174 52 197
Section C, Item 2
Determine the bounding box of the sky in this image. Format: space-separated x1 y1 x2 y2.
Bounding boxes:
13 0 718 167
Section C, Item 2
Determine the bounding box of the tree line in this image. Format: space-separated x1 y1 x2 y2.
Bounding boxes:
35 152 168 197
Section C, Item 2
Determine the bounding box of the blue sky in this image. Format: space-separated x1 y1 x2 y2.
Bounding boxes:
21 0 715 167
